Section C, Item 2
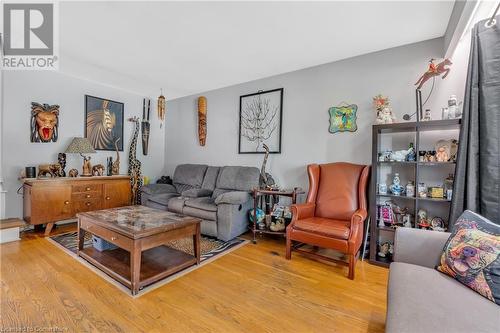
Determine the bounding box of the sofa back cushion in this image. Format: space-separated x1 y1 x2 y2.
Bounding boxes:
173 164 208 192
201 166 220 191
213 166 259 198
315 163 364 221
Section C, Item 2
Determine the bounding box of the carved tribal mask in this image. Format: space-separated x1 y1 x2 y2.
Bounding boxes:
31 102 59 142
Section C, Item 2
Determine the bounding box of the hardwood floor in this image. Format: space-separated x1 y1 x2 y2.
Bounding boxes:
1 224 388 332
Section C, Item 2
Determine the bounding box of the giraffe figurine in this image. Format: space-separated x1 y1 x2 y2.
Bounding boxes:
128 117 142 205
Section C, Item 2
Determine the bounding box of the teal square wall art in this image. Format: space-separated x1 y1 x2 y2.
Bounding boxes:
328 104 358 133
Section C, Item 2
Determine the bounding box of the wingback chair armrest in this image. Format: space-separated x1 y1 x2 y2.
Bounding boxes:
347 209 367 251
291 203 316 222
351 209 367 227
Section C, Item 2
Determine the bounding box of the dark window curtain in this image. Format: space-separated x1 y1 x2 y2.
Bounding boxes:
450 16 500 229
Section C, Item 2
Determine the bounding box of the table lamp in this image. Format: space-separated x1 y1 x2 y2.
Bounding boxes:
65 137 96 176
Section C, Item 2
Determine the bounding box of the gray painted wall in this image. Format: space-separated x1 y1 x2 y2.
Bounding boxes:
1 70 165 218
165 37 467 195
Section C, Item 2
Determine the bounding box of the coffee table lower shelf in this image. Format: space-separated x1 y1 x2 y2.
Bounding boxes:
79 245 197 293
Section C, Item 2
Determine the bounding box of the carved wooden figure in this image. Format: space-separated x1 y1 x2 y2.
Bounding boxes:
415 59 452 90
128 117 142 204
37 164 61 178
92 164 105 176
157 90 166 128
112 138 120 175
198 96 207 146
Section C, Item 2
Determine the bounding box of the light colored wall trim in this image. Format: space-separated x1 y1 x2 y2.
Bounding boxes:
444 0 479 58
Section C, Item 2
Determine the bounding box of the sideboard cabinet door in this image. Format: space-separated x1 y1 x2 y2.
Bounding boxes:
103 181 131 208
32 185 73 223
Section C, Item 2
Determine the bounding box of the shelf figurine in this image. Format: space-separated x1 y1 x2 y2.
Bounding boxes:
373 94 396 124
390 173 404 196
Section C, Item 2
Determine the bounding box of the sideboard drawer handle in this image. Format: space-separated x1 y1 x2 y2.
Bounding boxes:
111 237 117 241
64 201 70 205
86 187 91 191
86 194 91 198
85 202 91 206
106 196 111 200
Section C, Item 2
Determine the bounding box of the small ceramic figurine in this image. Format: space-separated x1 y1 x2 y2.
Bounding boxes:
406 181 415 197
406 143 416 162
419 151 426 162
373 94 396 124
69 169 78 177
390 173 404 196
436 146 449 162
378 183 388 195
417 209 430 229
423 109 432 121
377 107 396 124
390 150 408 162
92 164 105 176
417 182 427 198
430 217 446 232
402 214 412 228
269 218 286 232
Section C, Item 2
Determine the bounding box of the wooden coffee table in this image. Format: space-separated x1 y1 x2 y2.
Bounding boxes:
77 205 201 295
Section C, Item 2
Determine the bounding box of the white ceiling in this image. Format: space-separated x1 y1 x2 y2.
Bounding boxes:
59 1 455 99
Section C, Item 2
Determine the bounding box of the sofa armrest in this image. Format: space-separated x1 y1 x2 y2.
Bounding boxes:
181 188 213 198
141 183 177 195
394 228 450 269
214 191 251 205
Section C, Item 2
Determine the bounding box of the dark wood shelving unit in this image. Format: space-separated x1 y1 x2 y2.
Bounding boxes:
369 119 461 267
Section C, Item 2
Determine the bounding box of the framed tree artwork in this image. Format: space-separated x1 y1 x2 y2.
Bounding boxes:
85 95 124 151
239 88 283 154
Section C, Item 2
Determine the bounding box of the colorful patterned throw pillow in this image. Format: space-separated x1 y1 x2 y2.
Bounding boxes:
437 210 500 304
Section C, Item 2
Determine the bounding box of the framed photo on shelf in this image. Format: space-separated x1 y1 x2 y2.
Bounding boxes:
84 95 124 151
238 88 283 154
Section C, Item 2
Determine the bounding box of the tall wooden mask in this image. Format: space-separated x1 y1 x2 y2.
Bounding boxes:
31 102 59 142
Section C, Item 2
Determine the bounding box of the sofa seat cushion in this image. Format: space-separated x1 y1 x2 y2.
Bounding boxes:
183 206 217 221
386 262 500 333
185 197 217 212
293 217 350 240
148 192 180 206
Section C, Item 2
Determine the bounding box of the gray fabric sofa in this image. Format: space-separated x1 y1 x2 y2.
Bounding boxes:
386 228 500 333
142 164 259 241
141 164 209 210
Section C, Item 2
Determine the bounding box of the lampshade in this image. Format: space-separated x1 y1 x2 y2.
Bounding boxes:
65 137 96 154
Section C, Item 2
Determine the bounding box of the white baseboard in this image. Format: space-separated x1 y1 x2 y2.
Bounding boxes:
0 227 20 244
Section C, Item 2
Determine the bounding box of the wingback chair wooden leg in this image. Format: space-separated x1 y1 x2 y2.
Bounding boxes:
348 254 356 280
285 236 292 260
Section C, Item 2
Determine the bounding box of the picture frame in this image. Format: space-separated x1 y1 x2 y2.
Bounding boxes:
239 88 283 154
84 95 124 151
328 103 358 133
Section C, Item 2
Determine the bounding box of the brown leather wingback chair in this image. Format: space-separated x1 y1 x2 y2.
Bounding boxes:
285 162 370 279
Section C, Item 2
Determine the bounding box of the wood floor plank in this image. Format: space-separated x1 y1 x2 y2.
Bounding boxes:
0 224 388 332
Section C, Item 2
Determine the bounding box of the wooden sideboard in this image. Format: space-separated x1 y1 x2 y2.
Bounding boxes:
23 176 131 235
